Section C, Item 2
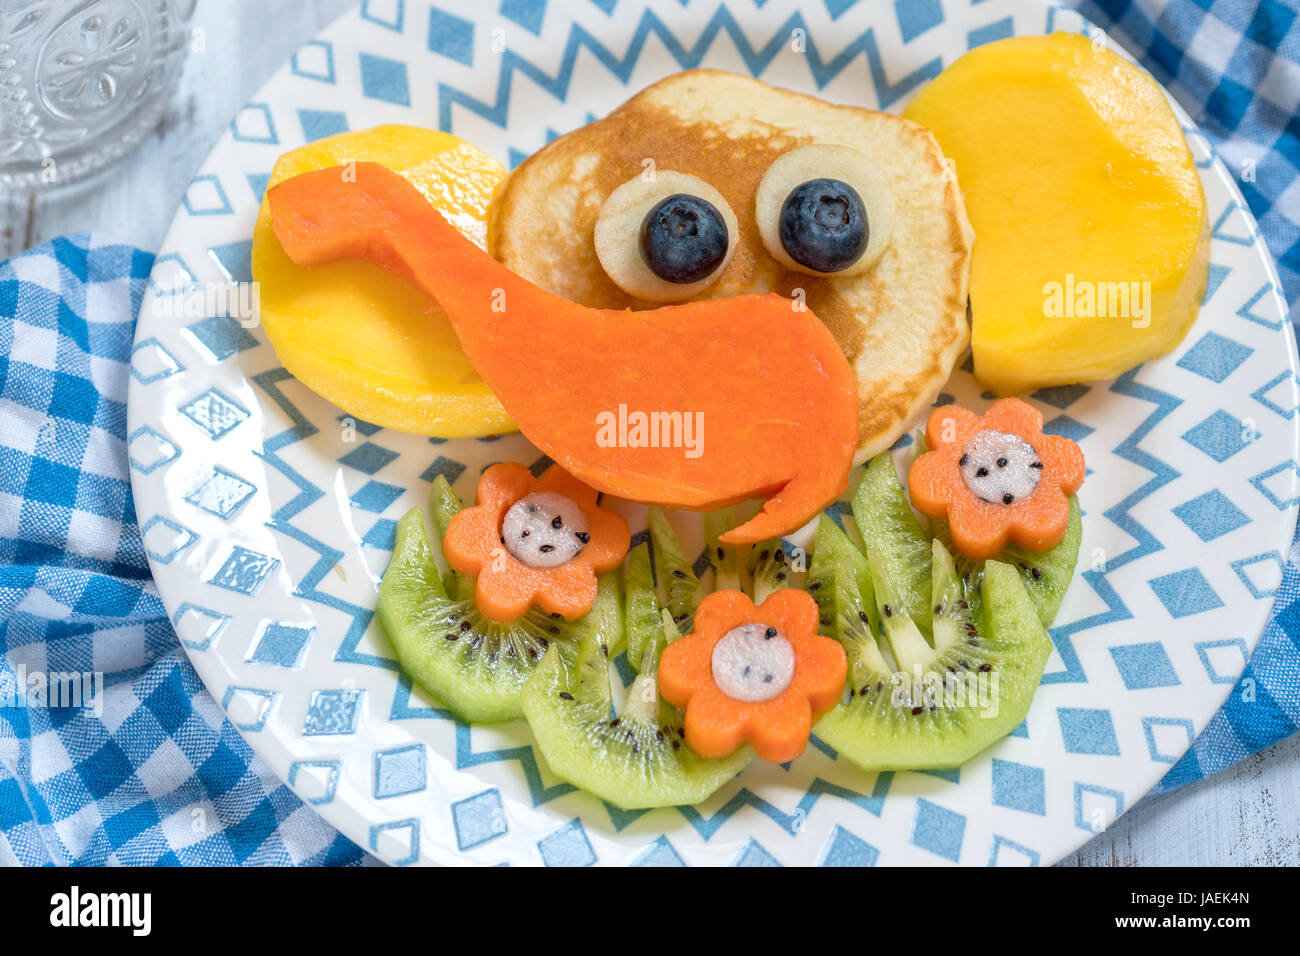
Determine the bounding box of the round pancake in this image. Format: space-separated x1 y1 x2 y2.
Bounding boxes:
490 69 974 461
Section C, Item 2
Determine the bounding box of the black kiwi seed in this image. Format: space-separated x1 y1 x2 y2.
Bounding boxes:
958 660 969 669
935 604 944 615
527 647 537 659
601 643 608 656
959 454 968 466
808 581 821 591
978 663 992 673
758 549 770 561
1002 493 1015 505
551 515 563 529
883 604 892 617
911 706 924 716
996 457 1007 468
656 730 664 742
956 600 968 610
968 637 979 647
671 569 686 578
671 739 681 750
609 718 620 727
975 466 989 478
460 621 472 631
539 544 555 553
765 627 777 639
559 692 574 700
444 633 458 641
538 637 550 649
716 547 725 560
775 572 787 582
550 612 563 619
859 610 870 623
1031 567 1043 581
575 531 590 543
875 681 884 692
546 625 561 635
774 550 786 564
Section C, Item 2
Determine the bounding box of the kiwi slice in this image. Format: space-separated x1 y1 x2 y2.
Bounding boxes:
427 475 471 599
815 554 1053 771
647 506 704 630
746 537 793 603
931 496 1082 627
853 452 933 638
806 515 890 689
521 571 751 809
378 498 587 724
624 539 672 676
703 507 743 591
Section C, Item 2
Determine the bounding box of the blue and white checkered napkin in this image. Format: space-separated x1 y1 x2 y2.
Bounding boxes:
0 235 363 865
1 0 1297 866
1074 0 1300 788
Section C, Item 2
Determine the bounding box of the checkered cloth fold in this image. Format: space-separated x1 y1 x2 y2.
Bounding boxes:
0 235 362 865
1 0 1297 865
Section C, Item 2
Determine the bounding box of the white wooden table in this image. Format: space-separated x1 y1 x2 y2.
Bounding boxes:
4 0 1295 866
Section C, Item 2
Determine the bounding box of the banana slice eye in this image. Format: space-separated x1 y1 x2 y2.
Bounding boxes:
755 144 895 278
594 171 738 302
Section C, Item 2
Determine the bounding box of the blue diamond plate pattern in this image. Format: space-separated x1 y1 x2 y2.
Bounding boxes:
910 799 965 862
209 546 278 596
1176 331 1253 382
820 825 879 866
359 52 410 105
989 835 1040 867
538 818 596 866
350 480 405 513
632 835 685 866
991 759 1046 815
1194 639 1250 684
374 744 426 798
1108 641 1180 689
428 8 475 65
171 603 229 651
339 442 399 475
185 314 259 362
1057 707 1120 755
140 515 196 564
127 426 179 473
298 109 348 142
1148 568 1225 618
288 759 341 805
1181 409 1250 462
291 39 336 82
1231 551 1285 598
1073 783 1124 833
247 622 314 669
733 839 781 866
184 467 256 519
1172 489 1250 541
179 388 249 439
452 788 508 850
1142 717 1195 763
303 688 364 736
369 819 419 865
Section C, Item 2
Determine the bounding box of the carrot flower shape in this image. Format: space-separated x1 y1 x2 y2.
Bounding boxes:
908 397 1085 561
443 462 630 622
659 589 846 763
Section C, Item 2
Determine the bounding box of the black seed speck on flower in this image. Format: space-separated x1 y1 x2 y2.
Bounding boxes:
976 466 989 478
551 515 563 529
763 674 773 683
959 454 968 466
528 504 539 513
575 531 590 543
765 627 777 639
743 665 752 678
559 692 574 700
539 544 555 553
996 457 1007 468
1002 493 1015 505
1030 461 1044 470
500 535 505 544
520 530 530 538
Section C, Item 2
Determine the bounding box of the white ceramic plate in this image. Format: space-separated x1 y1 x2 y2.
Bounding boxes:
128 0 1298 865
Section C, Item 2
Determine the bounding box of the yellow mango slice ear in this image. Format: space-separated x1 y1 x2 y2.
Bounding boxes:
250 124 515 437
904 32 1209 395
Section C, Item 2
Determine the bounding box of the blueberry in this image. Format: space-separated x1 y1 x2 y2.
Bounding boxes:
639 193 729 283
778 178 868 273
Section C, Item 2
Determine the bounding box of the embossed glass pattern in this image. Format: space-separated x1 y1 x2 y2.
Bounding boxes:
0 0 194 190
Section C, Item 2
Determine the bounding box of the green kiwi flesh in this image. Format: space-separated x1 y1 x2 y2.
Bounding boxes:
378 482 586 723
521 572 751 809
746 537 793 603
931 496 1083 627
647 506 704 632
815 555 1053 771
853 453 933 638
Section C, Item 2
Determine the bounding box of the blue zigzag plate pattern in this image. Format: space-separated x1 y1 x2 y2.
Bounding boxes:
128 0 1299 865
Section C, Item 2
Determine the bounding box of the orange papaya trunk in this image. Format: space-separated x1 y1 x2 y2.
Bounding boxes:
267 162 857 543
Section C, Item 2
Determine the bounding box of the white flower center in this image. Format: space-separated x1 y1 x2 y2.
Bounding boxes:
959 430 1043 505
711 623 795 702
501 492 590 568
